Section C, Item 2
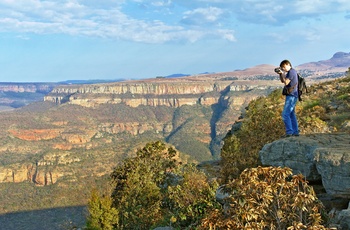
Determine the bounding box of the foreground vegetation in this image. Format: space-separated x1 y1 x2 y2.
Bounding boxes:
87 141 219 230
87 142 328 229
86 73 350 229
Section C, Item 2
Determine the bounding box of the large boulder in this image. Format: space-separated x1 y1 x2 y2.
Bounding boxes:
259 133 350 198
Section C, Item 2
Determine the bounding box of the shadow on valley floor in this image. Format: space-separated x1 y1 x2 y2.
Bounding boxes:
0 206 87 230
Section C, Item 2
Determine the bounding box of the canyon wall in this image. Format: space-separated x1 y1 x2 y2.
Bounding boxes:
44 79 278 107
0 77 279 187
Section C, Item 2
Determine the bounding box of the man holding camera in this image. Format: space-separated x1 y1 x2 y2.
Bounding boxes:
275 60 299 137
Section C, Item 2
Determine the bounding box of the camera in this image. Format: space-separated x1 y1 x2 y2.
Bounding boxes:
274 67 282 73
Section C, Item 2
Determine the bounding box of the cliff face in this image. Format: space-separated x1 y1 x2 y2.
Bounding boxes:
44 79 276 107
41 79 278 142
0 163 61 185
0 83 58 110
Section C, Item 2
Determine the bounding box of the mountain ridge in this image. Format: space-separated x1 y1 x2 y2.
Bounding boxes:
297 51 350 70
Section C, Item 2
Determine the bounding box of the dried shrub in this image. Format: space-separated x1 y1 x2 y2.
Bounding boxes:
201 166 328 230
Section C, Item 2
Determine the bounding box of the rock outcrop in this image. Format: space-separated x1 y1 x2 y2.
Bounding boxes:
8 129 64 141
259 133 350 198
0 163 61 185
259 133 350 228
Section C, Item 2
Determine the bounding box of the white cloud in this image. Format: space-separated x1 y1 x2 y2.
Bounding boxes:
0 0 236 43
174 0 350 25
182 7 224 25
0 0 349 43
151 0 172 7
267 32 289 43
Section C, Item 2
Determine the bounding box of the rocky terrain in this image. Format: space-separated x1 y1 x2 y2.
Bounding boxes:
260 133 350 197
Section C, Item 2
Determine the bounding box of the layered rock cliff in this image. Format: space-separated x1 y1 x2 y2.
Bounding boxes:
44 79 278 107
41 79 279 158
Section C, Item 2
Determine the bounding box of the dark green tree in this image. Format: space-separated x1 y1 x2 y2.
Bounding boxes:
110 141 179 229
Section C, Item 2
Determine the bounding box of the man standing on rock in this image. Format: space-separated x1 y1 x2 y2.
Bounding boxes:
275 60 299 137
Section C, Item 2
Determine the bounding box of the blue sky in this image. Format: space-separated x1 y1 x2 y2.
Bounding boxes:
0 0 349 82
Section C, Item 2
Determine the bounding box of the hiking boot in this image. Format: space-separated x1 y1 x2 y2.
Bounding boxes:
293 133 300 136
281 134 292 138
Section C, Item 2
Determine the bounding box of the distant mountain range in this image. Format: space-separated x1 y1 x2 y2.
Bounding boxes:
161 51 350 81
297 51 350 70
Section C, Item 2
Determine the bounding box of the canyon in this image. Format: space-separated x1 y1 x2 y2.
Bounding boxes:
0 77 279 185
0 52 349 228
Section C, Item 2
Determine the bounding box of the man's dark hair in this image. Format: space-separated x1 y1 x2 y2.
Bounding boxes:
280 60 292 68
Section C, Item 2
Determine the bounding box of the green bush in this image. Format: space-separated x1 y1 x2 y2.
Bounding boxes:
110 141 178 229
166 164 219 229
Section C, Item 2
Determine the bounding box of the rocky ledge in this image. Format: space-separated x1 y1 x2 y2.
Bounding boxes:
259 133 350 198
259 133 350 228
